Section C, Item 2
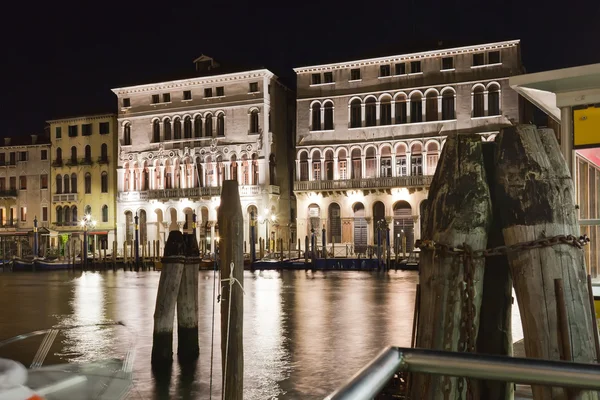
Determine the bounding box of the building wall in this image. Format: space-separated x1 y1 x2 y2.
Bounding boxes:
293 40 523 253
48 114 118 248
112 67 293 255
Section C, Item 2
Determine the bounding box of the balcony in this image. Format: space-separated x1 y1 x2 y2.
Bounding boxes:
293 175 433 192
0 190 17 198
53 222 79 227
118 185 281 202
52 160 63 167
53 193 78 202
98 156 109 165
80 157 93 166
65 159 78 167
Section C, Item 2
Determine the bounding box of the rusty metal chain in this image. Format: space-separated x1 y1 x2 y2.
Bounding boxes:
416 234 589 259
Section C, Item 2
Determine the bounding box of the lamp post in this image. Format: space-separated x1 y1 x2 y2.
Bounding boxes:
80 214 96 268
134 212 140 270
33 216 38 258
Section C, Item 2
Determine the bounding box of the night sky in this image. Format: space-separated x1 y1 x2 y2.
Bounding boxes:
4 1 600 137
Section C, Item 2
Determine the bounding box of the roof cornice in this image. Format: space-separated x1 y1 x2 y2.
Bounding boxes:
46 113 117 124
293 40 520 74
112 69 276 96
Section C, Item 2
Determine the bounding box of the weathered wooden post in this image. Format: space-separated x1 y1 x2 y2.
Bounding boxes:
304 236 309 264
477 141 514 400
177 232 200 363
151 230 185 367
288 238 292 260
218 180 244 400
496 125 598 400
411 133 491 400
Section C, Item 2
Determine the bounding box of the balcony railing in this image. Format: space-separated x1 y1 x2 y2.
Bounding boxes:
118 185 280 201
53 221 79 227
65 159 78 166
80 157 93 165
52 160 63 167
0 190 17 198
98 156 109 165
294 175 433 192
52 193 78 202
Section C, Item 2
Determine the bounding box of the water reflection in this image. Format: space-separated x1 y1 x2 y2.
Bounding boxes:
0 270 524 400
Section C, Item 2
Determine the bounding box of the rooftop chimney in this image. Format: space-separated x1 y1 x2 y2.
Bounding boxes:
4 138 11 146
193 55 220 74
31 134 38 145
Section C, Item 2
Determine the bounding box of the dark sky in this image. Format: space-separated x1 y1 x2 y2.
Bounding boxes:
4 0 600 137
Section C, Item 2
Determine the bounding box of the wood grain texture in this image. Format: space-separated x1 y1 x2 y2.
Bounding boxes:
412 133 492 400
496 125 597 400
177 233 200 363
218 180 244 400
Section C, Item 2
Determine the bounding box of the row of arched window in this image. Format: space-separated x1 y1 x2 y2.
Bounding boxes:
309 83 501 131
122 109 261 145
56 171 109 194
55 144 109 164
55 205 109 225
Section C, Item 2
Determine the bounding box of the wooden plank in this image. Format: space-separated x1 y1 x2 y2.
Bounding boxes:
177 232 200 363
411 133 492 400
495 125 598 400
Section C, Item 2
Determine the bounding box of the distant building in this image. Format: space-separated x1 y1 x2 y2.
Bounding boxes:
292 40 523 254
111 56 295 256
47 114 118 254
0 134 51 256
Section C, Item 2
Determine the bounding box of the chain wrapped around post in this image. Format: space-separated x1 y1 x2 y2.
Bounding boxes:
415 234 589 400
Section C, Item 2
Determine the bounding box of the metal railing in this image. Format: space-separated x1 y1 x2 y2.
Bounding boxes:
294 175 432 192
118 185 281 201
325 346 600 399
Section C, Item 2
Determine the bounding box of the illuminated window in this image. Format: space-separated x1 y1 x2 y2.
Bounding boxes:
19 176 26 190
20 207 26 222
40 174 48 189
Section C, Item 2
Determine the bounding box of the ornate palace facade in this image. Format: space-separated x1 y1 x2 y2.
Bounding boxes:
112 57 294 255
293 40 523 253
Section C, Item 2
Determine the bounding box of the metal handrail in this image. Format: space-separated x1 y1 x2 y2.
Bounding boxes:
324 346 600 399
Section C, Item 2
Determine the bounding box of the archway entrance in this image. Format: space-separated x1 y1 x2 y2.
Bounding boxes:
393 201 413 253
353 203 367 253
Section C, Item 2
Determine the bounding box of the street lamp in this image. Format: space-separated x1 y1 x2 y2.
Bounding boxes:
80 214 97 268
33 216 38 258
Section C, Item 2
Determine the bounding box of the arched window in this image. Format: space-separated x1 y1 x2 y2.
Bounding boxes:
84 145 91 163
299 152 308 181
85 173 91 194
173 117 182 139
365 147 376 178
71 205 78 223
396 145 407 176
56 206 63 224
102 205 108 222
312 151 321 180
163 118 172 140
64 206 71 225
63 174 70 193
365 98 376 126
55 175 62 194
324 101 334 130
205 114 213 137
241 155 249 185
410 93 423 122
269 154 276 184
350 99 361 128
101 171 108 193
84 205 91 216
249 110 259 134
71 173 77 193
230 155 238 182
411 143 423 176
351 148 362 179
380 97 392 125
194 115 202 137
139 210 147 243
70 146 77 164
311 103 321 131
123 123 131 145
152 120 160 142
380 146 392 177
426 91 438 121
473 86 485 117
395 95 408 124
488 84 501 116
184 116 192 138
217 113 225 136
324 150 334 180
56 147 62 162
442 90 455 120
125 211 133 242
426 141 440 173
101 143 108 162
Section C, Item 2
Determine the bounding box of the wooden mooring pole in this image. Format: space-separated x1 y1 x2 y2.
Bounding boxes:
218 180 244 400
177 231 200 363
496 126 598 400
151 230 185 367
411 133 491 400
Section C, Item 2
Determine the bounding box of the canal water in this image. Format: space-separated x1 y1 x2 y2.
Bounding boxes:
0 270 523 399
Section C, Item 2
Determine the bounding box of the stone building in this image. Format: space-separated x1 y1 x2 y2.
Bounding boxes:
111 56 294 255
47 114 118 252
293 40 523 254
0 134 51 256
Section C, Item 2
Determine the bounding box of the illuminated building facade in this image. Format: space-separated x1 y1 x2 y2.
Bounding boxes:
293 40 523 253
0 135 51 255
47 114 118 251
111 56 294 255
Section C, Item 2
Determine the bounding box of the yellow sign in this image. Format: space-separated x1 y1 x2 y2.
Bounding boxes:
573 105 600 149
